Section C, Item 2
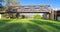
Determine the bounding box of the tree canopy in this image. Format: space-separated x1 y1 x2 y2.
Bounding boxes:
5 0 20 7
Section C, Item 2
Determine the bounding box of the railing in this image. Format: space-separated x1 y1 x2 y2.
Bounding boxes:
0 5 50 13
17 7 50 13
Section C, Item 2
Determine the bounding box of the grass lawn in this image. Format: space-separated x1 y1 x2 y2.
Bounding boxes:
0 19 60 32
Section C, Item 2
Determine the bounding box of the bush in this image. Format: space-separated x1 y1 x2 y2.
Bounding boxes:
34 14 43 19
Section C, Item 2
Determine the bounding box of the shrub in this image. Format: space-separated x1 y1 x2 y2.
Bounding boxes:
34 14 43 19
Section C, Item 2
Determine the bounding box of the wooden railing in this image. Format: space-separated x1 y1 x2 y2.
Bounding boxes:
0 5 50 13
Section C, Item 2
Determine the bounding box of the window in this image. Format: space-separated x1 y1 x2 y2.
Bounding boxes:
34 6 40 9
24 7 30 9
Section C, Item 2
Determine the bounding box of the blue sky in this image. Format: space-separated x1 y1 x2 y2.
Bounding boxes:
2 0 60 9
18 0 60 8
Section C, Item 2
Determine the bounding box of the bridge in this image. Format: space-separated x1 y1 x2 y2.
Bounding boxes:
0 5 51 20
0 5 50 13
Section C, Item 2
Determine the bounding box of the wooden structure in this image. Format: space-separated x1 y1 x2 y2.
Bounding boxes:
5 5 50 19
54 10 60 20
49 9 60 20
0 5 57 20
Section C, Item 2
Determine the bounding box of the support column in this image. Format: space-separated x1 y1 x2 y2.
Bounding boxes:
46 13 50 19
43 13 47 19
0 14 1 19
49 9 55 20
43 13 50 19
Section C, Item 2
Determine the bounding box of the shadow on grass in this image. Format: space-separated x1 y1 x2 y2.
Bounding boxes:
26 23 47 32
0 19 60 32
0 19 47 32
0 23 27 32
55 20 60 22
29 19 60 32
0 22 47 32
0 19 11 26
0 19 27 32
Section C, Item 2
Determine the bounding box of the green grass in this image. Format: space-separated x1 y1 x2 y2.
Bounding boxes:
0 19 60 32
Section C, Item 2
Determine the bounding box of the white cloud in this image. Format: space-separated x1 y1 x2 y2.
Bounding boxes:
52 8 60 11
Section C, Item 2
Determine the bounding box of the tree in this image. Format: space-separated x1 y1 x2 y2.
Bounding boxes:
5 0 20 6
4 0 20 18
0 0 4 10
34 14 43 19
12 0 20 6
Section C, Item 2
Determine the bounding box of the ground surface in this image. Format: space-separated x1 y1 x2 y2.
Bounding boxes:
0 19 60 32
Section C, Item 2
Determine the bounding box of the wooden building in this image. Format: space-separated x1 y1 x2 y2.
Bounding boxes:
49 9 60 20
55 10 60 20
